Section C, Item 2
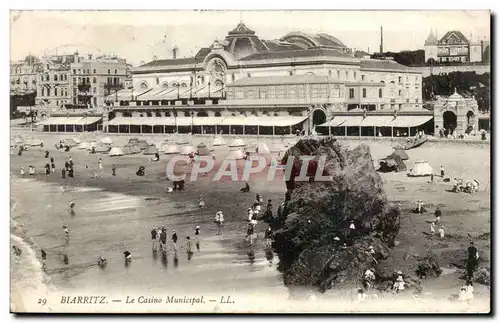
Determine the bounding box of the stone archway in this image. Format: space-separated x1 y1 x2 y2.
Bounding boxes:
443 111 457 135
312 109 327 126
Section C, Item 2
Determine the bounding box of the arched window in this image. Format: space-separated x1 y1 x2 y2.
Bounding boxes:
140 82 148 89
155 112 162 117
274 112 279 116
231 113 236 116
161 82 168 88
165 111 171 117
184 111 191 117
139 113 144 117
197 111 208 117
181 83 187 88
215 112 221 117
156 77 159 85
54 74 58 81
146 112 152 117
172 82 179 87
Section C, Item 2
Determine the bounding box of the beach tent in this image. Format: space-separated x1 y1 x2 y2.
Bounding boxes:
143 144 158 155
211 136 226 146
77 142 91 150
379 154 407 173
109 146 124 157
94 144 111 153
257 142 271 154
88 141 97 148
164 144 180 155
100 137 113 145
226 149 246 160
13 135 24 144
135 140 148 150
70 137 81 144
393 148 409 160
180 145 196 155
176 137 190 145
196 143 211 156
64 138 79 147
122 144 142 155
229 138 246 148
128 138 139 145
407 160 434 177
25 137 44 147
270 142 286 153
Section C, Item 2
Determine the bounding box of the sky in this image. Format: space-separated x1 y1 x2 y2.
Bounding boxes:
10 10 491 66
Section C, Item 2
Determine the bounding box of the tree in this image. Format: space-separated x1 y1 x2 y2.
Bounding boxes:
24 55 40 65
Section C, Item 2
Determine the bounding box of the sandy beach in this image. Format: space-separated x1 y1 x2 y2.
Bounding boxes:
10 130 491 313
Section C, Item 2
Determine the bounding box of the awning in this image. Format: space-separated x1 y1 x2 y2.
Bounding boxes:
340 116 365 127
106 88 151 101
359 116 395 127
136 88 174 101
39 117 101 126
389 116 433 127
108 116 307 127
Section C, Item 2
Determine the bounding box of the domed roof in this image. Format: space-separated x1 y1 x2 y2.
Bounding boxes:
228 22 256 36
449 88 463 100
224 22 268 59
280 32 347 50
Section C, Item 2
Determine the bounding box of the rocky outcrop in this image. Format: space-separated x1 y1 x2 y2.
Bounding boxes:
268 137 401 292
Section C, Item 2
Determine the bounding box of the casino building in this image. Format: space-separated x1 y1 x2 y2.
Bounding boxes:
41 23 437 137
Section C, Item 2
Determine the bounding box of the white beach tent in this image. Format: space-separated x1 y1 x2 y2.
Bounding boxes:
164 144 181 155
176 137 190 145
77 142 91 150
70 137 81 144
180 145 196 155
257 142 271 154
407 160 434 177
229 138 246 148
109 146 124 157
226 149 246 160
100 137 113 145
211 136 226 146
270 142 286 153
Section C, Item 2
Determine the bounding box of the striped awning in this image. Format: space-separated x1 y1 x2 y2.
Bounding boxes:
38 117 103 126
108 116 307 127
359 116 395 127
389 116 433 127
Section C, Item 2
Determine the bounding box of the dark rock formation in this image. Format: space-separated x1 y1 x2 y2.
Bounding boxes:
473 267 490 286
415 256 443 279
268 137 401 292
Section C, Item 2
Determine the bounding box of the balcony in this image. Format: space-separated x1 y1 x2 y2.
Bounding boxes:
104 83 124 92
78 83 91 92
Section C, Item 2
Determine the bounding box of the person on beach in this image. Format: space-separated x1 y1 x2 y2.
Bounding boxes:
61 168 66 179
160 228 167 252
62 225 70 237
186 236 192 254
98 256 107 269
172 230 178 251
98 158 103 170
19 167 25 176
64 158 69 171
215 211 224 235
68 167 74 178
247 208 254 222
264 226 273 248
194 226 200 251
112 164 116 176
393 271 405 293
240 182 250 192
28 166 36 175
430 221 436 234
51 161 56 174
68 200 75 215
198 194 205 208
69 157 74 169
467 242 479 279
45 150 49 158
41 249 46 269
151 227 158 251
440 165 445 178
434 206 442 224
63 254 69 269
44 163 51 175
123 251 132 261
438 226 445 239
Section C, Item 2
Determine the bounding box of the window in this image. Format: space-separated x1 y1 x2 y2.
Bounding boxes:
78 69 81 74
73 69 76 74
78 77 81 84
381 104 385 110
73 78 77 85
337 70 340 79
398 76 402 83
354 72 357 79
362 88 367 98
47 89 50 96
361 75 365 81
415 98 419 103
406 99 409 103
247 73 251 78
41 88 45 96
398 90 402 96
93 69 96 74
93 87 96 94
235 90 244 99
73 89 77 96
87 77 90 84
54 88 58 96
259 91 267 99
349 88 354 99
93 77 96 84
328 70 332 77
232 74 235 82
114 69 117 74
345 71 349 79
379 89 383 98
108 69 111 74
54 74 58 81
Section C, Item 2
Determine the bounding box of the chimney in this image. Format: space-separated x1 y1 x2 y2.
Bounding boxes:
379 26 384 54
172 46 179 59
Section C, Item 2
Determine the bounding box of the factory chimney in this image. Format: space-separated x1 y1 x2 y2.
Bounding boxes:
379 26 384 54
172 46 179 59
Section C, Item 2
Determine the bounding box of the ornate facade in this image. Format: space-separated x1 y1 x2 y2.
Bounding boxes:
424 30 489 64
432 89 479 136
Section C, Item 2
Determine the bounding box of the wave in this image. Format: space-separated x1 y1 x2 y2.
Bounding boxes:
10 196 54 312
